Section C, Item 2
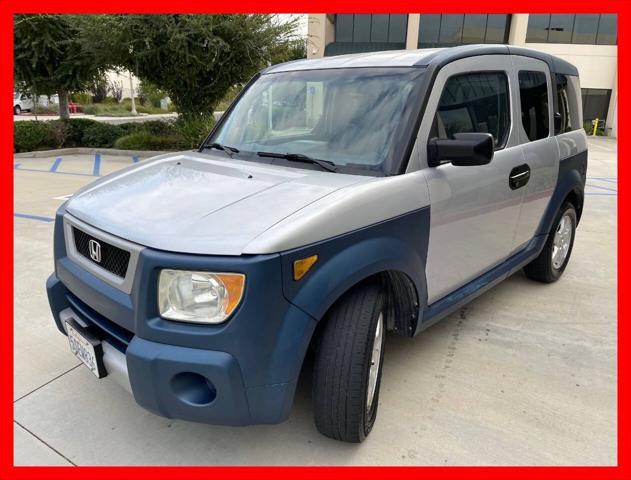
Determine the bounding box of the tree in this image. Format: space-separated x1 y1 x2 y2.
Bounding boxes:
14 15 103 119
78 14 301 119
270 37 307 65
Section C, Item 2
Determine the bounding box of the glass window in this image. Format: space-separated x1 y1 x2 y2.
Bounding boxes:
526 14 550 43
485 14 510 43
419 15 510 48
211 68 422 172
527 13 617 45
572 14 599 44
462 14 487 44
388 14 408 43
370 15 389 42
439 14 464 45
548 14 575 43
353 15 372 42
596 14 617 45
555 74 581 134
418 14 441 47
431 72 510 149
519 71 550 141
335 14 354 42
582 88 611 125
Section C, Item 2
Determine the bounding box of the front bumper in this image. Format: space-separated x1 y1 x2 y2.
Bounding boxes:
48 272 310 425
47 207 316 425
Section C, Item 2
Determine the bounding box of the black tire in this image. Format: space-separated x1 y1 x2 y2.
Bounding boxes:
312 280 386 443
14 105 21 115
524 202 577 283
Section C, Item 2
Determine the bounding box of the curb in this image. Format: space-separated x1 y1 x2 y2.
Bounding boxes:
14 147 173 158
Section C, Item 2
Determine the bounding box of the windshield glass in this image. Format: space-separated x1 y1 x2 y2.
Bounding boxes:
210 68 423 173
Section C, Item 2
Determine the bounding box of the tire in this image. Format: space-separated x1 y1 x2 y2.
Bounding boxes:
14 105 21 115
524 202 577 283
312 280 386 443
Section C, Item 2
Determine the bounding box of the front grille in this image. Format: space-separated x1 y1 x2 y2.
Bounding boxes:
73 227 131 278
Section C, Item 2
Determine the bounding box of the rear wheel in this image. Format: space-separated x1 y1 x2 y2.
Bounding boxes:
524 202 577 283
312 280 386 443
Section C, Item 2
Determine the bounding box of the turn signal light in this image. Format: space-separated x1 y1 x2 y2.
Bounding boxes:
293 255 318 281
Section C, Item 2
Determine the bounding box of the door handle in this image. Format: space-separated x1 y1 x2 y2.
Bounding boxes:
509 164 531 190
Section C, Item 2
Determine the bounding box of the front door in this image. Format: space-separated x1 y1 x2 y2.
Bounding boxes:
414 55 527 304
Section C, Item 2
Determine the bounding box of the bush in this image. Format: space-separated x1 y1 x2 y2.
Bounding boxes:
71 93 92 105
59 118 101 147
14 121 55 152
81 123 122 147
172 116 215 149
114 132 179 151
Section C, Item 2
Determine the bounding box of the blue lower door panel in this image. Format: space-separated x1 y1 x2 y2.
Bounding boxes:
127 337 252 426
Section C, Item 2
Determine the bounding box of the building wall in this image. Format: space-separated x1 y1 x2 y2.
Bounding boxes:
307 13 618 136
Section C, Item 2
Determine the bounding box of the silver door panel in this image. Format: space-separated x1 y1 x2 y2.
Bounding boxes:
510 56 559 248
412 55 526 304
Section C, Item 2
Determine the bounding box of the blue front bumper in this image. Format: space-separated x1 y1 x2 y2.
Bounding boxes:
47 209 316 426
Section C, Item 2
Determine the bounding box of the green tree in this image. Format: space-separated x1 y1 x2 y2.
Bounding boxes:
79 14 300 119
14 15 103 119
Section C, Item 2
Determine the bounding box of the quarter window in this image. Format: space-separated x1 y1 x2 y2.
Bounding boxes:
555 74 581 134
518 71 549 141
431 72 510 149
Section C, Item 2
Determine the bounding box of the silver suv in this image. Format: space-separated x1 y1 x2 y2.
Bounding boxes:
47 45 586 443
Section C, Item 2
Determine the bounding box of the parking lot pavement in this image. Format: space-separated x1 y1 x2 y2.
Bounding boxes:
13 138 617 466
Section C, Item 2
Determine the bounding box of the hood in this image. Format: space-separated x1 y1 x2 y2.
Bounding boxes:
66 151 371 255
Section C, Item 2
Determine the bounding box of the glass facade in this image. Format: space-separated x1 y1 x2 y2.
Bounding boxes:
334 14 408 44
526 14 617 45
418 14 511 48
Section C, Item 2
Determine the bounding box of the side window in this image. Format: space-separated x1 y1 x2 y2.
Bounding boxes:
518 71 549 141
430 72 510 149
555 74 581 134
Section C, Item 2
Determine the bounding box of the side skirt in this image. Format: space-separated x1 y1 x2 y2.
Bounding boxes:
416 233 547 334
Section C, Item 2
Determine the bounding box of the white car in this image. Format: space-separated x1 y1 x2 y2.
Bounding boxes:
13 92 34 114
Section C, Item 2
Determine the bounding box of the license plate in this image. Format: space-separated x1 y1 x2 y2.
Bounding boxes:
66 319 106 378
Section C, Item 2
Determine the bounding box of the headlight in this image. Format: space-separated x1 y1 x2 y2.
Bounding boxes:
158 270 245 324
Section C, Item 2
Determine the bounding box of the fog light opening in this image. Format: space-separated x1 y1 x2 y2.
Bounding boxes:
170 372 217 406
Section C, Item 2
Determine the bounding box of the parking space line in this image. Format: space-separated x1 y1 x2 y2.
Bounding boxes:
93 153 101 176
132 156 140 163
14 166 96 177
49 157 63 173
586 183 617 193
14 213 55 223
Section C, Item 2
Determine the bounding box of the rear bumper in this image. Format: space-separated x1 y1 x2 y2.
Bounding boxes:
47 271 308 426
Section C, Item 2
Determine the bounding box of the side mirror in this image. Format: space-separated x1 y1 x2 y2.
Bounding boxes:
427 132 494 167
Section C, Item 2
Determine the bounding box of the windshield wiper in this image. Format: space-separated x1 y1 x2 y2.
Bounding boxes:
256 151 337 173
205 142 239 158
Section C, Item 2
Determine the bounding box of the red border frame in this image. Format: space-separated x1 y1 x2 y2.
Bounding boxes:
2 2 627 478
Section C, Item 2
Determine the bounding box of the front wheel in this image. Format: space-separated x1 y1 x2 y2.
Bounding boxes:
14 105 21 115
524 202 577 283
312 280 386 443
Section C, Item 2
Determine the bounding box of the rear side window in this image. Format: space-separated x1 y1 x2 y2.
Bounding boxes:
518 71 549 141
431 72 510 149
555 74 582 134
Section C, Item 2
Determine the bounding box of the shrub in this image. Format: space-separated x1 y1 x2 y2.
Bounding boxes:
114 132 179 151
60 118 101 147
47 120 71 148
14 121 54 152
172 116 215 149
81 123 122 147
71 92 92 105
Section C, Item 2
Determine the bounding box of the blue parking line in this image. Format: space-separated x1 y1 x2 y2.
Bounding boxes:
586 192 616 196
50 157 63 173
14 163 21 169
14 213 54 222
132 156 140 163
93 153 101 176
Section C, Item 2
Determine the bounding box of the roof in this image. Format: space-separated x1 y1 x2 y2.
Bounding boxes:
263 44 579 76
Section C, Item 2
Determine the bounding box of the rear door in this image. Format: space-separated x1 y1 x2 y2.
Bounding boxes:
415 55 526 304
510 56 559 248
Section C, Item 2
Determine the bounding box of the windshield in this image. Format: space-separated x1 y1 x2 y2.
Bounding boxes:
209 67 423 173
